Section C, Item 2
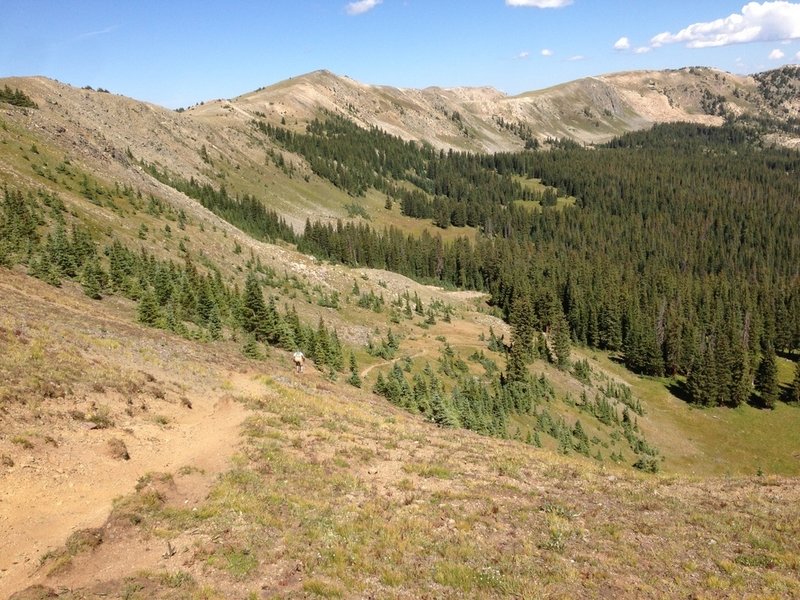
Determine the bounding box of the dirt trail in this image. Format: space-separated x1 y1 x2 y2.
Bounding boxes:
0 372 260 597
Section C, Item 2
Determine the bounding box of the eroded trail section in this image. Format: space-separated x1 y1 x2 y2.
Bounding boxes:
0 271 263 596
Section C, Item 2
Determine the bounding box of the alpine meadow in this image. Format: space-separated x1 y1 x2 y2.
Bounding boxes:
1 52 800 600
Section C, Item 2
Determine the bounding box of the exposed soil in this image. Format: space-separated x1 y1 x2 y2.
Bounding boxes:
0 269 269 596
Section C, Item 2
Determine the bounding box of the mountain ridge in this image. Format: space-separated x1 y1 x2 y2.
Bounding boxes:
7 64 799 159
185 64 796 150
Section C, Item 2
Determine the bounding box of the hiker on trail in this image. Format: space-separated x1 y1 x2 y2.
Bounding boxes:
293 350 305 373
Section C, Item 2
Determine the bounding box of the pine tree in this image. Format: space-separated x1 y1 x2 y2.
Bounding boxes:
313 318 329 364
754 341 779 409
46 225 77 278
727 337 752 407
347 351 362 388
330 330 344 371
551 307 571 368
505 342 528 384
372 371 387 396
509 293 536 363
242 271 268 340
572 420 590 455
687 340 720 406
29 251 61 286
598 300 622 351
557 426 572 455
207 304 223 340
404 298 413 319
264 296 281 344
276 320 296 350
430 391 459 428
138 287 161 326
242 335 263 360
80 256 105 300
789 361 800 405
154 266 174 306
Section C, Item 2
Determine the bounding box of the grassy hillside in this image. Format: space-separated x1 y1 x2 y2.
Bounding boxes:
1 73 800 598
4 274 799 598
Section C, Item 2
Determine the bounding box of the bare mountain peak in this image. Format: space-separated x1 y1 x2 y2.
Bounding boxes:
3 65 798 154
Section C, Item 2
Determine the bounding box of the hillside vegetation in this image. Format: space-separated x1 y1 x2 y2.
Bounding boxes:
0 68 799 597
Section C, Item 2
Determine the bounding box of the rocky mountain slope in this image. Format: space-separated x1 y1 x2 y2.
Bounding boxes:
191 65 800 150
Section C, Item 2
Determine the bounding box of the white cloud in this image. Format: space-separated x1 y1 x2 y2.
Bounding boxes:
796 50 800 58
651 1 800 49
634 46 651 54
345 0 382 16
506 0 573 7
567 55 586 61
74 25 118 41
515 51 531 59
769 47 786 58
613 36 631 50
541 48 554 56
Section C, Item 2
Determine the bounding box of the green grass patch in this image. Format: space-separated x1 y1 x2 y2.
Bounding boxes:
207 546 259 579
588 350 800 475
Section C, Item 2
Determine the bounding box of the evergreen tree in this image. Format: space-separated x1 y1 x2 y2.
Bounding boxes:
207 304 223 340
347 351 362 388
138 287 161 326
242 271 268 340
46 225 77 278
789 361 800 405
242 335 263 360
598 300 622 351
572 420 590 456
550 307 571 368
330 329 345 371
754 342 779 408
727 337 752 407
80 256 105 300
509 293 536 363
687 340 720 406
430 392 459 428
505 342 529 384
28 251 61 286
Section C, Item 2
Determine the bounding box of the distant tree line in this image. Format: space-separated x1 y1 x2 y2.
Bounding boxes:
142 162 296 244
252 119 800 409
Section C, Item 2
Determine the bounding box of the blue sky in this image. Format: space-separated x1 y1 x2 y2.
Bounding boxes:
3 1 800 108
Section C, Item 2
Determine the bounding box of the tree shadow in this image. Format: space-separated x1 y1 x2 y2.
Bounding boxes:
746 393 776 410
779 382 798 405
608 353 625 366
667 379 693 404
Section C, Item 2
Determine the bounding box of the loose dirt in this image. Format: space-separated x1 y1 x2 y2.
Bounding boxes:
0 270 268 597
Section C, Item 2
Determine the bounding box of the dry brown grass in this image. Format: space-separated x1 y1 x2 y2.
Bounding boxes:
19 369 800 599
